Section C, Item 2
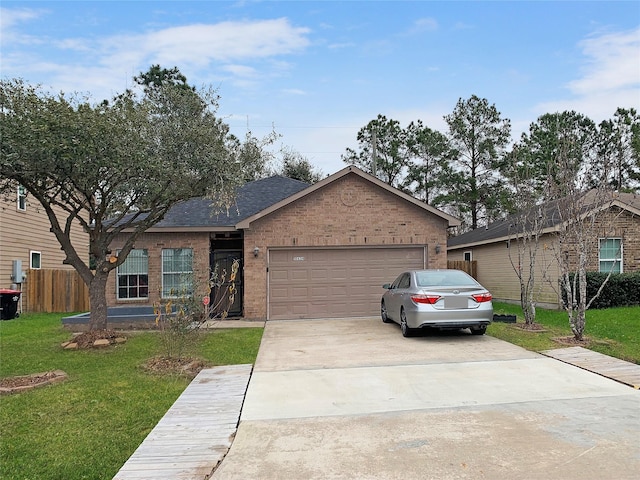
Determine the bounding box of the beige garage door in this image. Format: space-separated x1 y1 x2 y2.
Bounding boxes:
268 247 425 320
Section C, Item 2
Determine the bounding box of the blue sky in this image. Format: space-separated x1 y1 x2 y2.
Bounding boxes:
2 1 639 175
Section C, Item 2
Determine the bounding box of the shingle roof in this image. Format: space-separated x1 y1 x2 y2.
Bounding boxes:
145 176 310 229
448 190 640 248
112 166 460 231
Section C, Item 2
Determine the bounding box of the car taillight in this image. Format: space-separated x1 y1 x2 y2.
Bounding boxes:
411 294 441 304
472 292 492 303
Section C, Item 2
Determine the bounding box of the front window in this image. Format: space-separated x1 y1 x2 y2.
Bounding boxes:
30 251 41 269
17 186 26 211
599 238 622 274
464 251 472 261
117 249 149 299
162 248 193 298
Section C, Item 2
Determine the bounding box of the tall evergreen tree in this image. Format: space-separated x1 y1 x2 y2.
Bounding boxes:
342 114 409 187
443 95 512 230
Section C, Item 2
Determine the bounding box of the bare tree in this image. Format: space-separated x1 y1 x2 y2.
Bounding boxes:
548 136 621 341
503 147 548 325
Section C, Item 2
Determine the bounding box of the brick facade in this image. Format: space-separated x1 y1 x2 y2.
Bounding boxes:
588 208 640 273
106 231 210 307
107 172 452 319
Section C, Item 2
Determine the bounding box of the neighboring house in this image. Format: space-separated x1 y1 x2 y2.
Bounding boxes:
0 183 89 309
107 166 460 320
447 191 640 308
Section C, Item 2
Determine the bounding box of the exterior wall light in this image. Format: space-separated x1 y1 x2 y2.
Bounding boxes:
435 244 441 254
253 246 260 257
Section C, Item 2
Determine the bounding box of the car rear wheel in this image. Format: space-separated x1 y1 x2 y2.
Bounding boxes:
470 326 487 335
400 309 414 337
381 301 392 323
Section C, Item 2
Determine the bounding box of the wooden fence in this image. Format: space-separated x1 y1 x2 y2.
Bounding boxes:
24 269 90 313
447 260 478 279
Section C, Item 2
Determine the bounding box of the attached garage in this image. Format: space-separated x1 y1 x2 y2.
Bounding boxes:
268 246 426 320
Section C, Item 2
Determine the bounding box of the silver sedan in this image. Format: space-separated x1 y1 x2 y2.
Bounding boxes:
381 269 493 337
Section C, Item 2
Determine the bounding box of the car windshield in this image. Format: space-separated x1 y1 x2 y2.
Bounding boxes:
415 270 478 287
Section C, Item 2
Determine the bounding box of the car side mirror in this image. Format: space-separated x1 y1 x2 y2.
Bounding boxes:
382 283 391 289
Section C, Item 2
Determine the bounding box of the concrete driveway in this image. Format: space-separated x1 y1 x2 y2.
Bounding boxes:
212 318 640 480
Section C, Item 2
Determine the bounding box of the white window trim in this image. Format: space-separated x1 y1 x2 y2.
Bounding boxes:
161 248 194 298
17 186 26 212
116 249 149 300
30 250 42 269
463 251 473 262
598 238 623 274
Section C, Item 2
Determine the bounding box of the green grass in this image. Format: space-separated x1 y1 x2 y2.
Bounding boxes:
489 302 640 364
2 307 638 479
0 313 263 480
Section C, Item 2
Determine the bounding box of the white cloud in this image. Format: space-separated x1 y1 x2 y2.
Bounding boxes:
0 7 43 32
281 88 306 96
141 18 311 64
222 64 258 78
407 17 439 34
536 27 640 122
0 7 48 46
569 27 640 95
1 15 312 101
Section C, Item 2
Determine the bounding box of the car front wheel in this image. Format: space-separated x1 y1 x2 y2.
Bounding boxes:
381 301 392 323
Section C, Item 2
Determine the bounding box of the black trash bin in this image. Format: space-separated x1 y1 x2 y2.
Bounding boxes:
0 289 21 320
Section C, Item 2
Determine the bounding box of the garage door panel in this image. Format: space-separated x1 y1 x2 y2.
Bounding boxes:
329 285 348 296
270 288 290 300
292 286 310 297
270 269 290 282
268 247 425 320
289 270 309 281
330 268 349 280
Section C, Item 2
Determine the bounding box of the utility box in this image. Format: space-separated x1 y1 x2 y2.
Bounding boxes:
0 289 21 320
11 260 24 283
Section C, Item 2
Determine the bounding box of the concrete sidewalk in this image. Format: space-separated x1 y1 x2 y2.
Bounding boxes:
213 318 640 480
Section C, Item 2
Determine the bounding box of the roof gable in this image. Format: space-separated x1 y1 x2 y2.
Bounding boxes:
236 166 460 229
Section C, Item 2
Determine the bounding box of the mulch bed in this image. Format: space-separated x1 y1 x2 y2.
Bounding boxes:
70 329 123 348
142 356 210 378
510 322 597 346
552 336 591 346
0 370 68 395
511 322 547 332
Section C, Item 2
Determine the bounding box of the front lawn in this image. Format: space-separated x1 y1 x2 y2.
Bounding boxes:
489 302 640 364
0 313 263 480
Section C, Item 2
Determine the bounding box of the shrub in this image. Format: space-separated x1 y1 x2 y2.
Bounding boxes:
562 272 640 309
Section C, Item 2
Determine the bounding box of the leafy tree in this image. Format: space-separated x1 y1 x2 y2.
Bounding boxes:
595 108 640 192
134 64 194 93
234 130 280 182
518 111 597 201
443 95 512 230
401 120 455 204
0 68 270 331
278 147 323 183
342 114 409 187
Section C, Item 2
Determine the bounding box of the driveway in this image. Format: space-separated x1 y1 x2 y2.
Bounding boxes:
212 318 640 480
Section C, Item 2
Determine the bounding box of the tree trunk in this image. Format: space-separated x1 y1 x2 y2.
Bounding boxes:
88 272 109 331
